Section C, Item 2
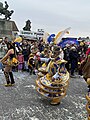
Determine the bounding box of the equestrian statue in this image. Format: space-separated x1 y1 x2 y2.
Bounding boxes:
0 1 14 20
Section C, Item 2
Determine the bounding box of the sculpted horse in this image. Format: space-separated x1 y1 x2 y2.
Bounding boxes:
0 2 14 20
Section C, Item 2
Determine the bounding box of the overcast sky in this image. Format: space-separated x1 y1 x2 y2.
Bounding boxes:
0 0 90 37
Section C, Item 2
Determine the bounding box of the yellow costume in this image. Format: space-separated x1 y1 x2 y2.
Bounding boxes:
36 59 69 105
36 45 70 105
86 78 90 120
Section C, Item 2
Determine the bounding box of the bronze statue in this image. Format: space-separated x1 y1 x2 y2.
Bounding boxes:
23 20 31 31
0 1 14 20
4 10 14 20
4 1 9 10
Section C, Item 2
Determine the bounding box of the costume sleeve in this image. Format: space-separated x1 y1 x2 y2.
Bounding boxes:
53 72 60 79
40 58 50 63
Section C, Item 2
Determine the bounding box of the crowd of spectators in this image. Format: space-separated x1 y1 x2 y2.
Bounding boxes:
0 37 89 77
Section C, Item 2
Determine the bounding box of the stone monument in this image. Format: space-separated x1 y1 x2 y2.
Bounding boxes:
0 1 19 39
23 20 31 31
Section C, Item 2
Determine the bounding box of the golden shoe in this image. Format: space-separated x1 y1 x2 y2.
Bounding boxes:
50 98 60 105
11 83 15 86
5 83 12 87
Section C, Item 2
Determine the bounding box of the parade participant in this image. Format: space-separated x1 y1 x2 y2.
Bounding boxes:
86 45 90 57
37 45 61 79
52 60 67 80
38 47 51 74
37 45 63 78
81 53 90 120
40 48 49 58
81 54 90 95
0 42 17 86
36 45 70 105
28 53 35 75
59 47 64 60
80 51 90 101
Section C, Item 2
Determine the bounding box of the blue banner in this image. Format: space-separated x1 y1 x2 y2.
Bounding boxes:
58 38 79 48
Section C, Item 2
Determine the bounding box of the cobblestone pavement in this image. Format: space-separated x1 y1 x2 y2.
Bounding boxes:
0 71 88 120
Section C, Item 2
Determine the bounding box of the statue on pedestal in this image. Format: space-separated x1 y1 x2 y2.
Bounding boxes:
0 1 14 20
23 20 31 31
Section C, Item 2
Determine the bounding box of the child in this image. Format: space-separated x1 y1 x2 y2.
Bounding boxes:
17 51 24 71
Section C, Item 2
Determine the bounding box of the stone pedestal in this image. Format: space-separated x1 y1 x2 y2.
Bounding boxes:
0 19 19 40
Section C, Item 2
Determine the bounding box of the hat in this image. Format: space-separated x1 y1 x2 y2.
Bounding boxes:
44 48 48 52
29 53 34 57
53 45 60 52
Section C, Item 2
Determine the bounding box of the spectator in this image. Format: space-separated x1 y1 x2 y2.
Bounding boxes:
17 51 24 72
22 40 30 71
69 46 79 77
63 44 70 71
